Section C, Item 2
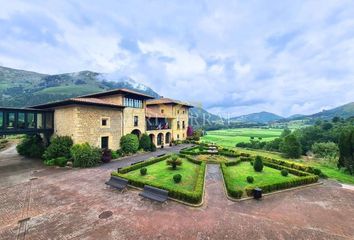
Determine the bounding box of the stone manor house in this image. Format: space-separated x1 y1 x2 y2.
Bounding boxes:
13 88 193 150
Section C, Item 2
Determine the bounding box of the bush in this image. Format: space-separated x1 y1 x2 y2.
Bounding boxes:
250 161 253 166
166 155 182 170
281 169 288 177
140 167 147 176
253 156 264 172
150 143 157 152
173 174 182 183
43 136 73 161
17 134 45 158
139 134 151 151
54 157 68 167
44 159 55 166
246 176 254 183
111 151 118 159
120 134 139 154
71 143 101 168
101 149 112 163
312 142 339 160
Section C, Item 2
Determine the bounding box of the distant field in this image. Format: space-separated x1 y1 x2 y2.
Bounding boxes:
201 128 282 148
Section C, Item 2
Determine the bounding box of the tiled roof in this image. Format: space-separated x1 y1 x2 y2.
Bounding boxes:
146 98 193 107
30 97 124 109
78 88 155 99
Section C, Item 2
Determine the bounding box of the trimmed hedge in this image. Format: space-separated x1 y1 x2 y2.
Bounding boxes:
118 155 171 173
220 163 243 199
112 155 206 204
244 175 319 197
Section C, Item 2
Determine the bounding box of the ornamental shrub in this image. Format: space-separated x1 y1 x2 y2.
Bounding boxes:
247 176 254 183
54 157 68 167
281 169 288 177
166 155 182 170
139 134 152 151
253 156 264 172
101 148 112 163
71 143 101 168
120 134 139 154
17 134 45 158
140 167 147 176
43 136 73 161
173 174 182 183
111 151 118 159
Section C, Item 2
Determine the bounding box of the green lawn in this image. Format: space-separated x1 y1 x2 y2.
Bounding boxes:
223 162 299 191
202 128 282 147
195 154 234 163
235 147 354 185
123 158 200 191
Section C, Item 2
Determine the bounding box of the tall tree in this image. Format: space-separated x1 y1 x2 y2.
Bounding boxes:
280 134 302 158
338 129 354 174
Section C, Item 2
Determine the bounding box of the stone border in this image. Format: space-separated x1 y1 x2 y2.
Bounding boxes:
121 163 207 208
219 164 323 202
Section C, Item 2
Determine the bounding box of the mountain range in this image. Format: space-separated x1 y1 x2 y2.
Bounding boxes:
1 65 354 126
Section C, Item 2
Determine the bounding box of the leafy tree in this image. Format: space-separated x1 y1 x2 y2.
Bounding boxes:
17 134 45 158
139 134 151 151
280 128 291 138
332 116 340 123
338 129 354 174
264 138 283 151
253 156 264 172
280 134 302 158
120 134 139 154
322 122 333 131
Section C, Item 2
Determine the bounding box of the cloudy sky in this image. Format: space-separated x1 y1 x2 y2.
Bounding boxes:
1 0 354 117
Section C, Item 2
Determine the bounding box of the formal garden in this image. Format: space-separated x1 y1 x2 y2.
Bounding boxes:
112 154 206 204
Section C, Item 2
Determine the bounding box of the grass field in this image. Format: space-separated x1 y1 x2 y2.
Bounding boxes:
223 162 298 191
201 128 282 147
122 157 200 191
235 147 354 185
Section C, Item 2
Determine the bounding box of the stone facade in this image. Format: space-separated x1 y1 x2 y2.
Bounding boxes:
49 89 191 150
54 105 123 150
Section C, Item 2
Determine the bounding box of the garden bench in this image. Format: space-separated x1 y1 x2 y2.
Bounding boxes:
139 185 169 203
105 176 128 191
131 160 144 166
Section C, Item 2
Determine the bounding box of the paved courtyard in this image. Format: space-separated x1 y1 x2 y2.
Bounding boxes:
0 145 354 240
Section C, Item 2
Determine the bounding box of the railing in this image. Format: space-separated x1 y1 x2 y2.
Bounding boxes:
146 125 171 131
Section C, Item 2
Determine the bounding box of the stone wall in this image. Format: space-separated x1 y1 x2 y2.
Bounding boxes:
54 105 123 150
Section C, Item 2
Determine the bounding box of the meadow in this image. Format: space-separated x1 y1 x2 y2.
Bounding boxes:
201 128 282 148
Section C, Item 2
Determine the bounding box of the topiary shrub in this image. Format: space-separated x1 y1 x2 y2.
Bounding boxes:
139 134 152 151
101 149 112 163
43 136 73 161
140 167 147 176
247 176 254 183
281 169 289 176
166 155 182 170
71 143 101 168
173 174 182 183
253 156 264 172
120 134 139 154
17 134 45 158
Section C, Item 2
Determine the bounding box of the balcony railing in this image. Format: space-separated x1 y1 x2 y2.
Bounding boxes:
146 125 171 131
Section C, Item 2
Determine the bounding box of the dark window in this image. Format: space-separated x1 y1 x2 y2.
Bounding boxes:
5 112 15 129
177 110 179 114
177 121 180 129
177 134 180 139
183 110 185 114
45 112 53 129
0 112 3 128
161 109 164 114
134 116 138 127
27 113 35 128
37 113 43 129
18 112 25 129
182 121 185 129
102 118 108 126
101 136 109 149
